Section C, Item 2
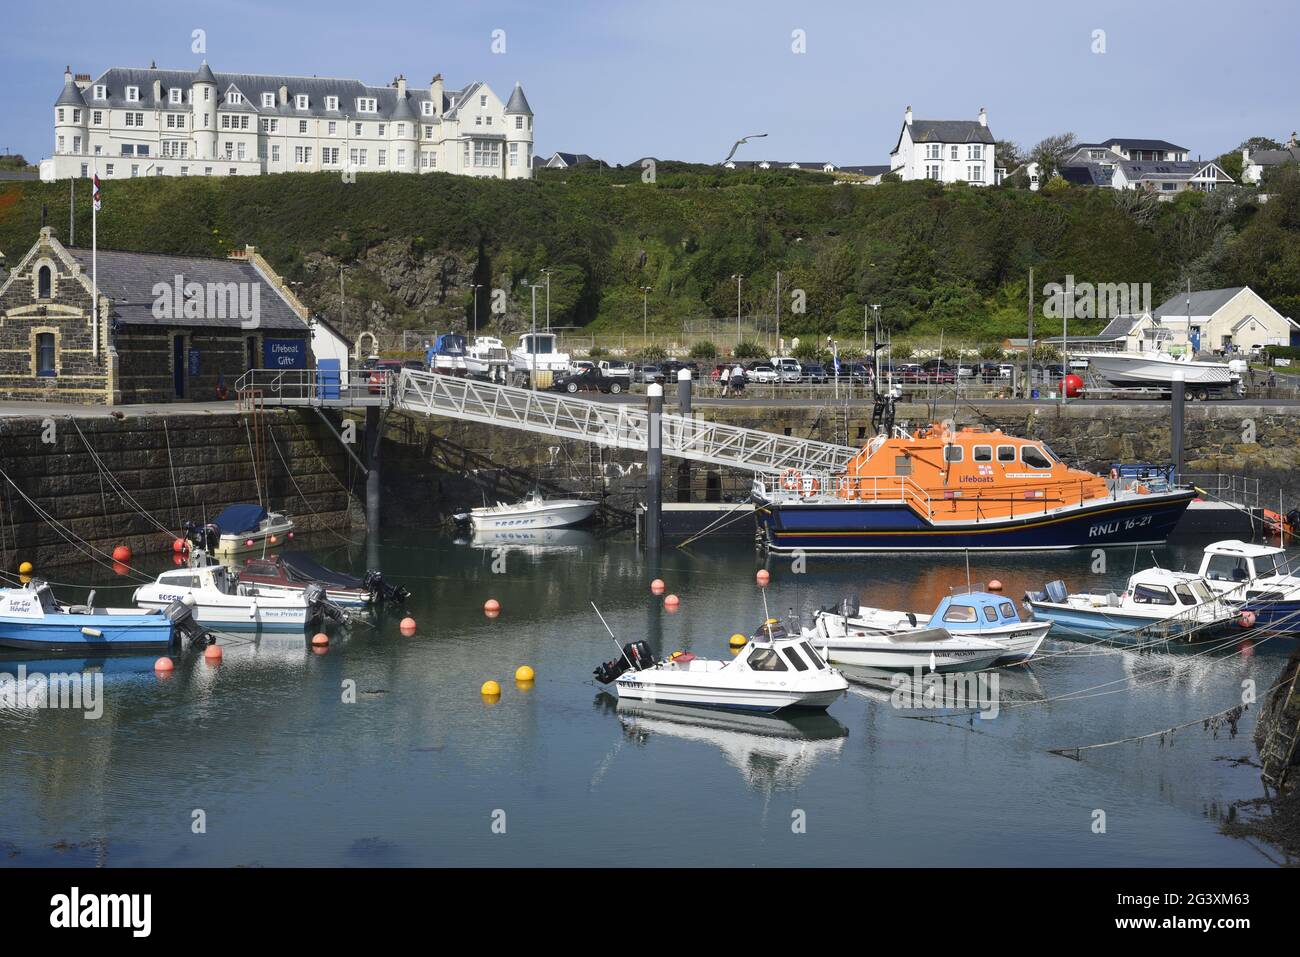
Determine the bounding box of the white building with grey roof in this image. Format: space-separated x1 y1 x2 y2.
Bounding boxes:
42 62 534 183
889 106 999 186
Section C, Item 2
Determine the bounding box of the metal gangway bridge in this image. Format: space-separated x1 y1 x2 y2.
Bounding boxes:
236 368 859 476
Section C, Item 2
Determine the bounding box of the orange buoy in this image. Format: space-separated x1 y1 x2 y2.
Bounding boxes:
311 645 328 656
650 578 666 594
1239 610 1257 629
244 538 255 547
203 643 223 664
172 538 186 553
664 594 680 607
484 598 501 614
112 545 132 563
756 569 771 586
311 632 329 647
485 609 501 620
399 617 417 635
988 580 1003 592
154 656 174 673
268 534 278 545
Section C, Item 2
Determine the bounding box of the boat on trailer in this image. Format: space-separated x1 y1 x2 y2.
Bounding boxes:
1023 568 1244 642
1196 539 1300 632
427 333 469 375
816 589 1049 664
211 504 295 556
593 620 848 714
0 580 210 654
464 336 510 381
753 423 1194 553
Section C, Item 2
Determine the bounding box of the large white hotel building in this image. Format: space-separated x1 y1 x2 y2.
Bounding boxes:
43 61 534 181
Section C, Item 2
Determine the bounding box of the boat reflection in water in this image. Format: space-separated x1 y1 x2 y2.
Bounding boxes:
842 663 1046 717
456 527 596 556
599 693 848 792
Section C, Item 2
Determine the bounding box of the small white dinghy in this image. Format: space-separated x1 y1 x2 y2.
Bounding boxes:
593 617 847 714
808 611 1005 673
457 490 597 531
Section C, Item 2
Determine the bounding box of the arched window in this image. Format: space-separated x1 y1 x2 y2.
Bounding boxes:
37 264 52 299
36 333 56 377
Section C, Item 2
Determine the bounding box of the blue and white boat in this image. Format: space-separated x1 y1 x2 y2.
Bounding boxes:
1196 540 1300 632
1023 568 1242 642
0 580 207 654
818 589 1049 663
426 333 468 375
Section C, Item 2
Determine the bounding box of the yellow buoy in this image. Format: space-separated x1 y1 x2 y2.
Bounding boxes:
514 665 535 682
18 561 33 575
729 633 747 648
481 679 501 697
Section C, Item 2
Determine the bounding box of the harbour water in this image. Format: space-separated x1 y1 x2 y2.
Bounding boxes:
0 527 1290 867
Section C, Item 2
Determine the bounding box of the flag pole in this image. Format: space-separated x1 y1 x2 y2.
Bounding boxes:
91 164 98 360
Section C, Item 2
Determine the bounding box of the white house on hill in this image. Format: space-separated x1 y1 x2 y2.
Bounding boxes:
889 106 998 186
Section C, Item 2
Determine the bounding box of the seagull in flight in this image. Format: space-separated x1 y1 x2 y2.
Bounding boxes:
721 132 768 165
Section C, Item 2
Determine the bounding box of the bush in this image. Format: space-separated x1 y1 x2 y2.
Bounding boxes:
588 345 609 359
978 342 1005 360
732 340 766 359
642 344 667 361
688 340 718 360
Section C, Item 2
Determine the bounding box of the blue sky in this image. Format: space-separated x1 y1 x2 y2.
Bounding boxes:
1 0 1296 166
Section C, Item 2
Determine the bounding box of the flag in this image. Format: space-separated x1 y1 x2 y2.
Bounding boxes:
92 173 101 212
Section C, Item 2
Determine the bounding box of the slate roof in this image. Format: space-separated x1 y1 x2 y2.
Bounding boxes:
69 65 513 124
1120 160 1226 182
1104 138 1187 154
1059 163 1113 186
505 83 532 115
839 164 891 176
63 247 308 330
904 120 994 145
1152 287 1246 319
546 152 597 167
1098 315 1142 337
1249 146 1300 166
56 75 87 107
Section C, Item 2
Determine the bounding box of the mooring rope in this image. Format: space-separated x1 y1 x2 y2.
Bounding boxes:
67 417 176 541
162 418 182 529
266 423 363 546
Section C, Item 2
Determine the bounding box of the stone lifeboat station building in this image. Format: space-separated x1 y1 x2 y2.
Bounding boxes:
0 227 313 404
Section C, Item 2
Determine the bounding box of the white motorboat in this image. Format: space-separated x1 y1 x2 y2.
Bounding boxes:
427 333 468 375
464 335 510 381
808 614 1005 673
820 589 1049 664
457 490 597 531
133 563 326 632
210 503 295 556
509 331 571 385
1023 567 1243 642
593 621 848 714
1081 349 1237 389
1196 539 1300 632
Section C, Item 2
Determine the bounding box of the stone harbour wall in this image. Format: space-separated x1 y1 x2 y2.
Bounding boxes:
0 408 360 570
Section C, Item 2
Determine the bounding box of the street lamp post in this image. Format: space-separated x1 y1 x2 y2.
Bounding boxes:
542 268 552 331
641 285 653 342
731 274 743 348
871 304 881 381
526 281 542 388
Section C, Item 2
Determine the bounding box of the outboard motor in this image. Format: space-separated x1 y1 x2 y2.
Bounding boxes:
182 521 220 554
593 640 655 684
303 581 350 627
163 595 214 648
363 570 410 604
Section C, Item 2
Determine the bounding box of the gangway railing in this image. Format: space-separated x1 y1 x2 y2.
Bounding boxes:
235 368 390 407
395 370 858 475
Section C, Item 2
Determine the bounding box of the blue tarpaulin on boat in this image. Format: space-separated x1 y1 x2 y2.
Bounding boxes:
213 504 267 535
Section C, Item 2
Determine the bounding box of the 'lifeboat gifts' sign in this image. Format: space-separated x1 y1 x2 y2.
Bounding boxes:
263 338 307 369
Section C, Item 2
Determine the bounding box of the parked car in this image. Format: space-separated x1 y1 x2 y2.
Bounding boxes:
801 362 829 383
598 359 632 381
833 361 873 383
920 359 956 384
746 362 780 384
634 363 663 384
552 367 625 395
771 357 802 384
367 359 404 394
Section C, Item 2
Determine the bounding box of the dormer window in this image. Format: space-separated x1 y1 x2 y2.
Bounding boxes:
421 101 432 116
325 96 339 111
93 84 106 100
227 90 243 105
125 86 139 102
356 97 377 113
295 94 309 110
169 87 183 104
262 92 275 108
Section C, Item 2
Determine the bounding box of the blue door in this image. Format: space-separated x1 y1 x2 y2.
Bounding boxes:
173 335 185 398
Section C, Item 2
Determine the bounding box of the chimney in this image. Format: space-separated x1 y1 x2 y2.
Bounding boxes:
904 105 912 126
64 65 72 84
396 74 407 98
153 78 162 103
978 107 987 127
1290 131 1298 148
430 73 443 118
1242 147 1250 163
279 84 288 106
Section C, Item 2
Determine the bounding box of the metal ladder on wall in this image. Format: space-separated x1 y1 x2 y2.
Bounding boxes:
1261 664 1300 792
